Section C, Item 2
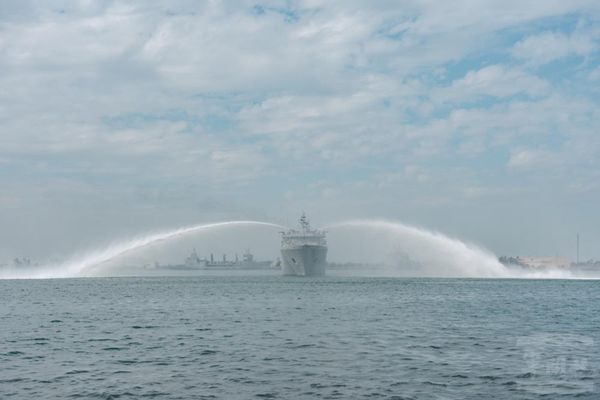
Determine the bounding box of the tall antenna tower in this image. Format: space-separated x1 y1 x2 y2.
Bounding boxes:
577 233 580 264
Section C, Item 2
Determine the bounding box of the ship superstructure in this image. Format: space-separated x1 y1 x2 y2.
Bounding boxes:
280 213 327 276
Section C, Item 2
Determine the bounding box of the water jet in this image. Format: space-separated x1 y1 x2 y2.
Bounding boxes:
0 221 284 279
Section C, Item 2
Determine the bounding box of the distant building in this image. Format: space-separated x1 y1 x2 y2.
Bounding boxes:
518 256 570 269
499 256 570 269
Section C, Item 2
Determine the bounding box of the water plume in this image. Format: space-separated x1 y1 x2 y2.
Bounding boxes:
0 221 284 279
325 219 511 278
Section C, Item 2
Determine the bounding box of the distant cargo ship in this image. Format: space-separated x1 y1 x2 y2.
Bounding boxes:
160 249 276 270
280 213 327 276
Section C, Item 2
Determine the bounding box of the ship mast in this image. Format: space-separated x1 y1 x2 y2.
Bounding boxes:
299 212 310 231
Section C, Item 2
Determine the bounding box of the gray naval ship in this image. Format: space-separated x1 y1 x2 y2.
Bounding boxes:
280 213 327 276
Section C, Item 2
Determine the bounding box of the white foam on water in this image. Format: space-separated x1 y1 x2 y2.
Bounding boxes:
0 221 284 279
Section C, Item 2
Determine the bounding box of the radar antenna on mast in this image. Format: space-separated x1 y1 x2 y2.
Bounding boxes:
299 212 310 231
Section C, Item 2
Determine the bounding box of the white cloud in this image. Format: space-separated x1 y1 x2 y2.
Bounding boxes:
507 148 555 168
512 31 597 66
589 66 600 81
441 65 550 101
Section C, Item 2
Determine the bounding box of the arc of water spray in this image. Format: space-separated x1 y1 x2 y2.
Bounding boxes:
324 219 511 278
324 220 580 278
2 221 285 279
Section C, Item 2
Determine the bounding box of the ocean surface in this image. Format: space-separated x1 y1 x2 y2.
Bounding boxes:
1 275 598 399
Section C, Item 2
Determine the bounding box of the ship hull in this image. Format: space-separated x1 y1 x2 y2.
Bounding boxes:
281 245 327 276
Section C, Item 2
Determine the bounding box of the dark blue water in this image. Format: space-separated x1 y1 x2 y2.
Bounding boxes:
1 276 598 399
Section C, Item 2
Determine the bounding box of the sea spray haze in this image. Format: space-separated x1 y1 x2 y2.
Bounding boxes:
0 218 591 279
326 220 581 279
0 222 284 279
326 220 509 277
0 215 514 279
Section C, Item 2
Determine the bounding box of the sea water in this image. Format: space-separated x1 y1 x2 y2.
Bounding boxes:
1 275 598 399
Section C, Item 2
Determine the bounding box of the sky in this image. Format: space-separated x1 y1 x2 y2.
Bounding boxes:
0 0 599 263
